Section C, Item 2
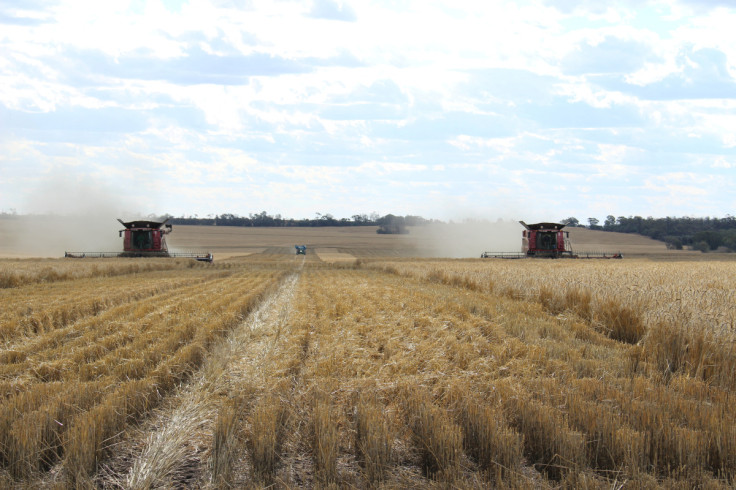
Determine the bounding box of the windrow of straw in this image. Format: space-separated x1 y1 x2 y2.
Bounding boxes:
0 264 283 483
0 257 207 289
0 267 232 342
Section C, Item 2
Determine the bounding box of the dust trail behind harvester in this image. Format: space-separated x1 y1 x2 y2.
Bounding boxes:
3 173 142 257
410 220 523 258
3 216 122 258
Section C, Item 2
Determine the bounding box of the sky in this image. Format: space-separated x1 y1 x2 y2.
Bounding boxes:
1 0 735 223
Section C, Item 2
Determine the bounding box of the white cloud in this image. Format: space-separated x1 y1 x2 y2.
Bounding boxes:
712 157 733 169
0 0 734 220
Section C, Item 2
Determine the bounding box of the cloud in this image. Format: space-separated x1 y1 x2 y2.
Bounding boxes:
542 0 624 15
50 47 314 86
543 0 729 15
676 0 735 12
309 0 357 22
562 36 660 75
596 47 736 99
1 0 734 222
2 105 148 134
0 0 53 26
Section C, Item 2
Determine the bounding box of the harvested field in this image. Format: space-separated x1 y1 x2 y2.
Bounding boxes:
1 216 693 259
168 225 413 258
1 226 735 488
315 248 356 263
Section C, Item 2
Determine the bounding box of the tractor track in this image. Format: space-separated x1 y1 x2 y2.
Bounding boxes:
99 270 301 489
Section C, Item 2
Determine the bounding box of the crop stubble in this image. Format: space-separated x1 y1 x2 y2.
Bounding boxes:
0 254 734 488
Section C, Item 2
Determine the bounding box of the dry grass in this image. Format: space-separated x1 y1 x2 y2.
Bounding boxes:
0 260 285 486
211 403 238 488
1 252 734 488
315 248 357 263
448 387 523 482
404 388 462 481
0 257 203 288
355 393 392 485
369 259 736 387
312 391 339 485
248 395 285 484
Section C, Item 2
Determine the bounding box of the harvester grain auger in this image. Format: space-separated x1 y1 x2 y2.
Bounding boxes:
65 219 213 262
481 221 622 259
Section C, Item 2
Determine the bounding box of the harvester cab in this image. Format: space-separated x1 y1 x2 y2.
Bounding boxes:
295 245 307 255
519 221 574 258
117 218 172 254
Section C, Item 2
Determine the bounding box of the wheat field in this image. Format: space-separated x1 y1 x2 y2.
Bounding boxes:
1 235 735 488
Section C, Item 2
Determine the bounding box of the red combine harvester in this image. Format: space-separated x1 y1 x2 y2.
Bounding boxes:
65 219 213 262
481 221 622 259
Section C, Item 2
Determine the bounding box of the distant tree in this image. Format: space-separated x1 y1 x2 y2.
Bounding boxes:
693 231 722 250
693 241 710 253
168 211 435 228
723 233 736 252
376 214 408 234
588 217 600 229
561 217 580 227
664 236 683 250
319 213 337 225
544 214 736 249
604 215 616 230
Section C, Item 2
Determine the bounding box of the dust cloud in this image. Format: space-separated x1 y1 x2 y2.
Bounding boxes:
410 220 524 258
2 174 142 257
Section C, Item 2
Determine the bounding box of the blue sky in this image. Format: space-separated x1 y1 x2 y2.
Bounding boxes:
1 0 735 222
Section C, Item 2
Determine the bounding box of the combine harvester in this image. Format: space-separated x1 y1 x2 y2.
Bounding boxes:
481 221 622 259
295 245 307 255
65 219 213 262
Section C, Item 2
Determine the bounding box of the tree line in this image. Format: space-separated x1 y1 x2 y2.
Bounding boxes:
561 215 736 252
164 212 438 234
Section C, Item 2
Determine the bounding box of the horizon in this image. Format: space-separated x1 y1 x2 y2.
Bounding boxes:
2 209 734 225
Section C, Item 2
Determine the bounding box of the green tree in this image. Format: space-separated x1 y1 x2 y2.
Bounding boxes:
693 241 710 253
604 215 616 229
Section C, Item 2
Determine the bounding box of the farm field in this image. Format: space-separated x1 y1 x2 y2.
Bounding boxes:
0 215 700 260
1 226 735 488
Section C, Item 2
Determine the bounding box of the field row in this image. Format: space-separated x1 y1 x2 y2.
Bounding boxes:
0 257 214 289
121 267 734 488
0 263 287 483
365 259 736 390
1 257 734 487
291 269 734 486
0 268 236 344
365 259 736 333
